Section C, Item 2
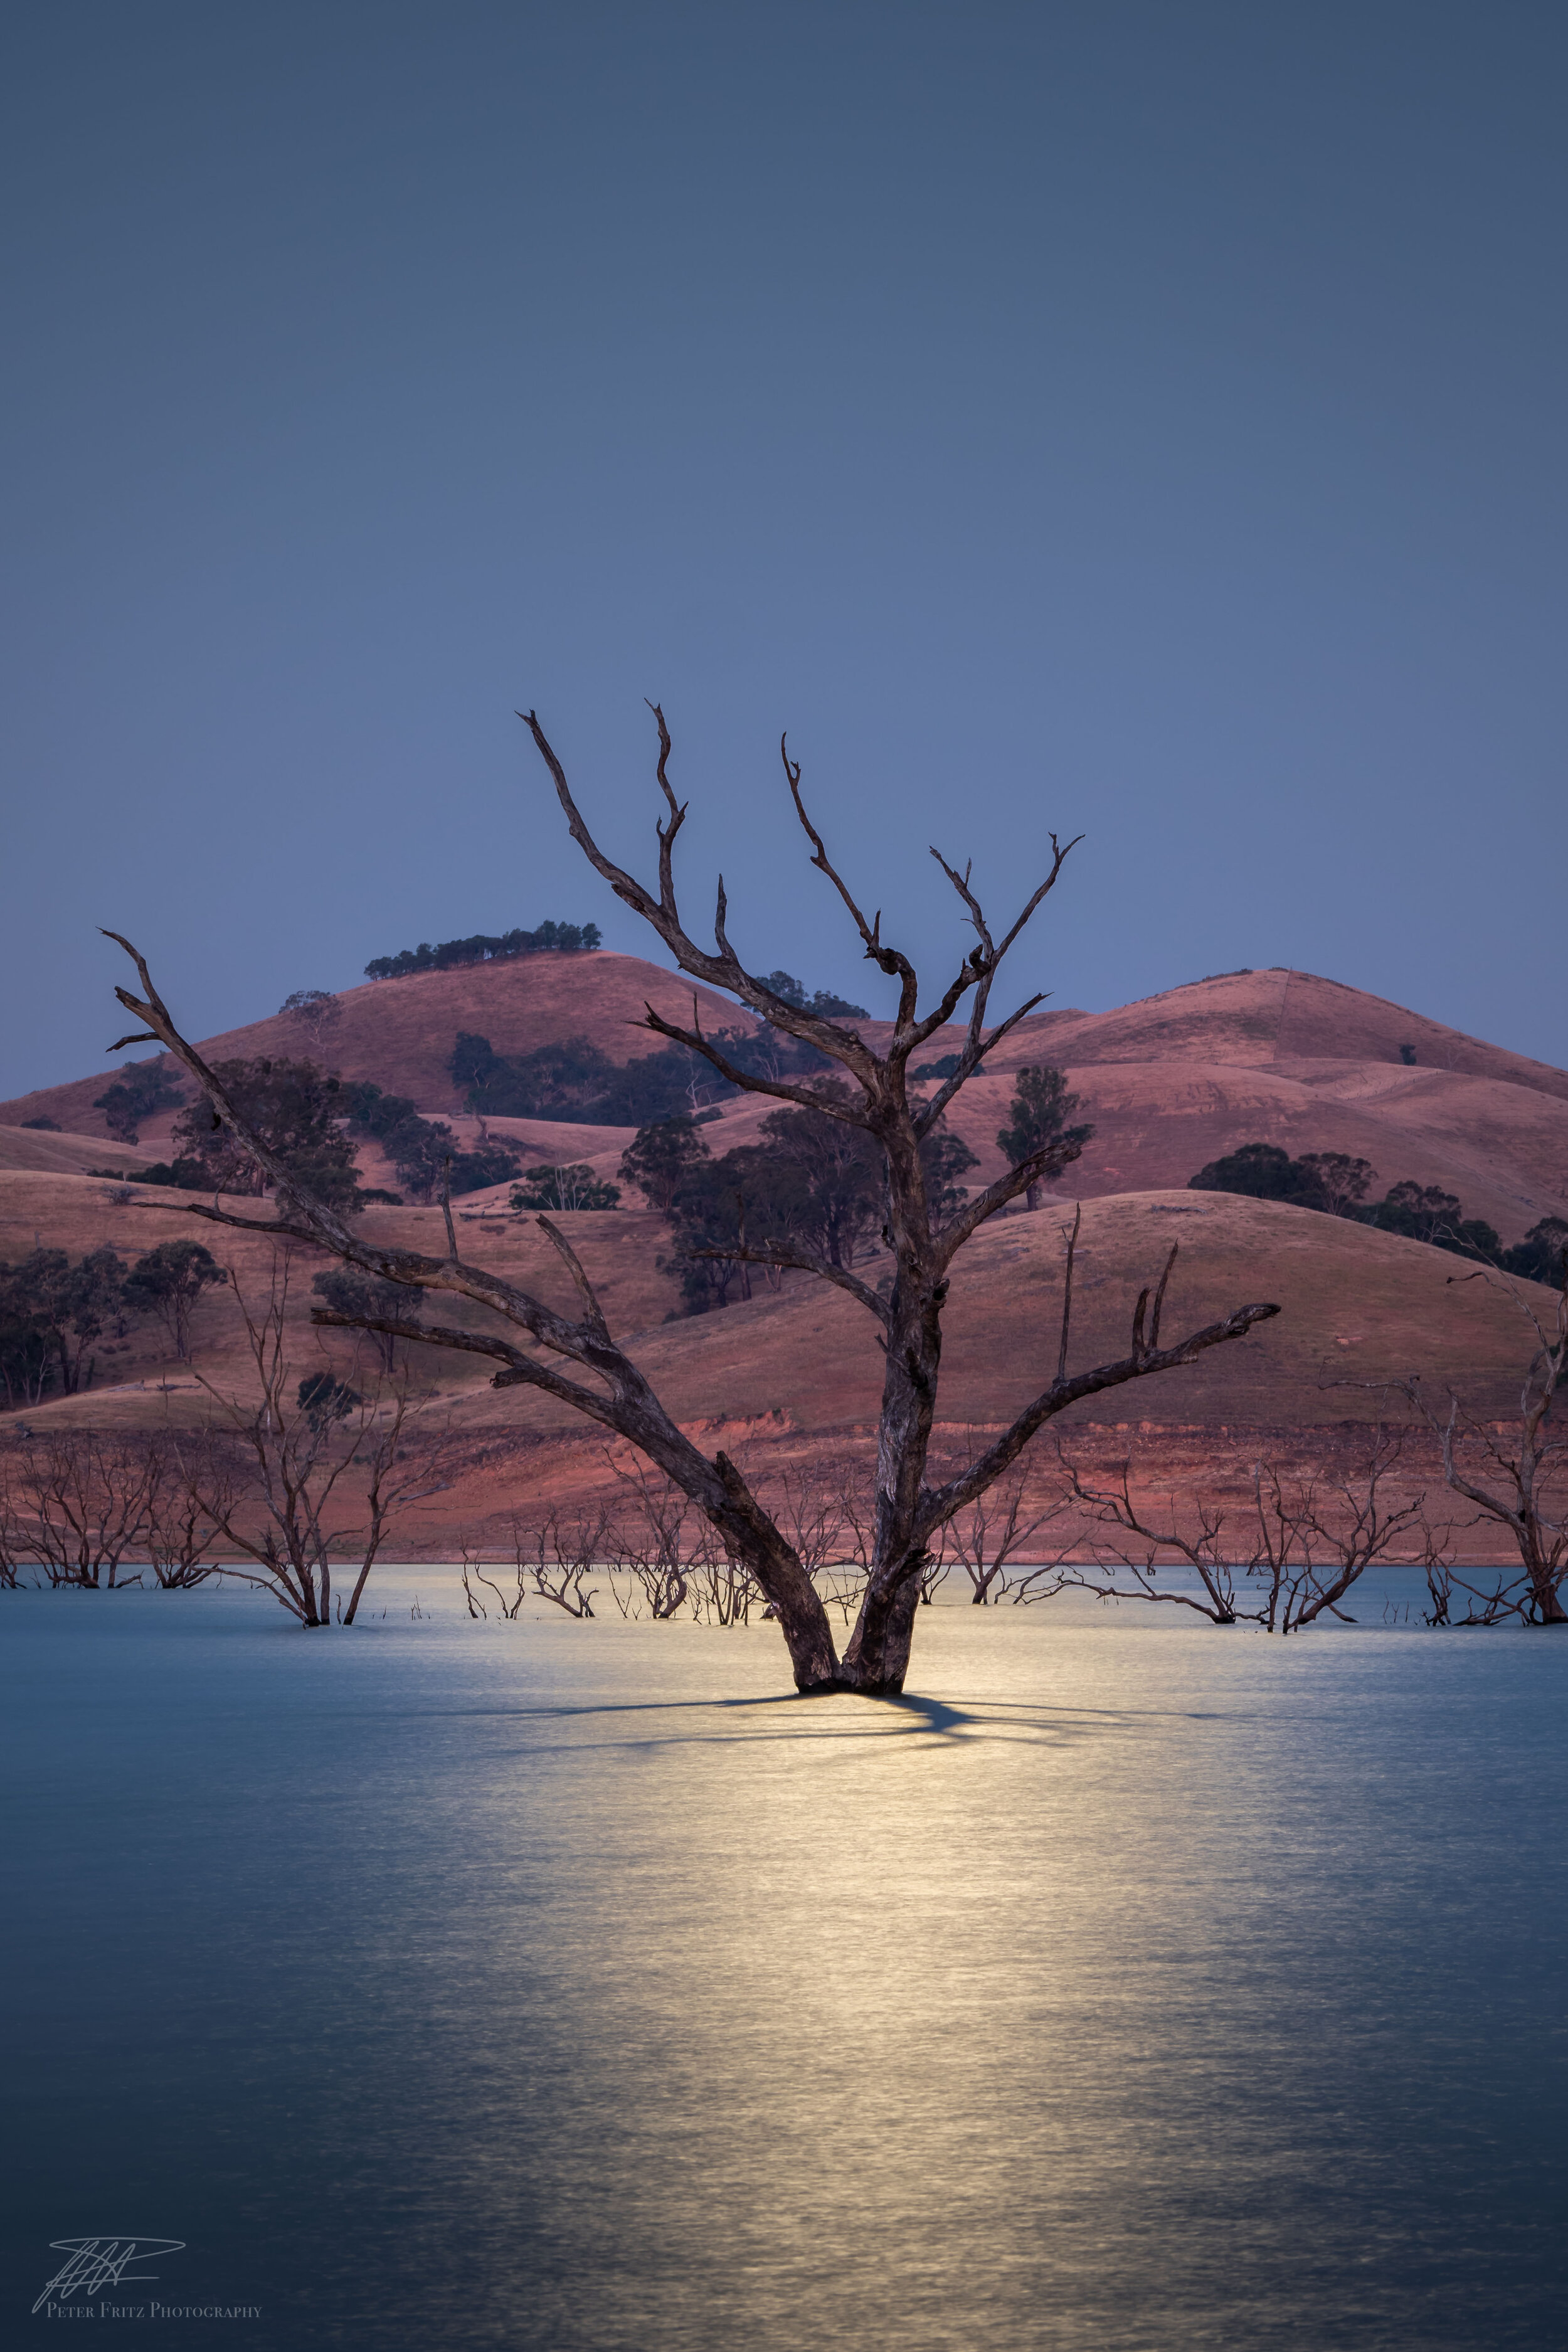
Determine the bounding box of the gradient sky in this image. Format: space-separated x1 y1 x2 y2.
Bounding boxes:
2 1 1563 1099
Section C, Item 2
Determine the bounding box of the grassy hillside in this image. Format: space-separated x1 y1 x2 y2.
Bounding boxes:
7 956 1560 1246
960 967 1568 1098
9 1173 1549 1562
0 1125 163 1179
8 1172 1549 1436
3 951 1564 1562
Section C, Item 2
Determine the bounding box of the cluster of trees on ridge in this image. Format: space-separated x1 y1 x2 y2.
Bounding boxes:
338 1079 520 1201
1189 1142 1566 1282
449 972 869 1124
92 1054 188 1142
453 1029 736 1125
364 918 602 980
623 1093 976 1311
94 1056 523 1209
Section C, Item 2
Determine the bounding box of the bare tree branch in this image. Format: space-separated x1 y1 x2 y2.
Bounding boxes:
684 1240 891 1324
930 1133 1086 1263
521 710 884 1087
1057 1204 1081 1385
533 1214 615 1345
1399 1260 1567 1621
908 827 1078 1128
639 1002 876 1121
918 1292 1280 1544
780 733 914 1009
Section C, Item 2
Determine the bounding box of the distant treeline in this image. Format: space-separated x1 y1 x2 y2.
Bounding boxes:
448 970 864 1126
364 920 602 981
452 1029 827 1126
1189 1142 1566 1282
95 1056 524 1211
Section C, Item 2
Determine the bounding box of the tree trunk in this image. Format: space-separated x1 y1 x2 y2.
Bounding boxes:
699 1452 842 1690
1530 1571 1567 1624
747 1542 841 1687
839 1562 923 1692
837 1256 945 1693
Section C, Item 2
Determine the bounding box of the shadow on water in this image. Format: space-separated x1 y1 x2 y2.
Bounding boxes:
419 1686 1135 1753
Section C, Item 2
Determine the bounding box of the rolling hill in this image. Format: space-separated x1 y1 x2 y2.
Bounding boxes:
0 951 758 1141
6 1171 1551 1563
3 955 1564 1243
3 950 1564 1561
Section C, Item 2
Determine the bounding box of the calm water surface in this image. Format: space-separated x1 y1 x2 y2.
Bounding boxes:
2 1575 1564 2349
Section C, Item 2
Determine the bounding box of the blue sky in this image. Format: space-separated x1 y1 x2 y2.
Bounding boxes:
2 1 1563 1095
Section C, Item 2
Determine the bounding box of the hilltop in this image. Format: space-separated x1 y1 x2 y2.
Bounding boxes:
0 950 760 1141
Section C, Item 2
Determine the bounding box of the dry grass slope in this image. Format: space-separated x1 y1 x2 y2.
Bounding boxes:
0 950 756 1138
3 1171 1553 1555
5 959 1563 1244
10 1170 1541 1433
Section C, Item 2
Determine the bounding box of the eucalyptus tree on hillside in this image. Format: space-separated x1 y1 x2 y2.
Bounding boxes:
103 708 1278 1692
995 1066 1090 1212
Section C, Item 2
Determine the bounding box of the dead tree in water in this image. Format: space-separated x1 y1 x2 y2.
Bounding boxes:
1246 1436 1426 1633
178 1259 453 1626
940 1458 1064 1603
520 1505 604 1617
144 1436 228 1587
1241 1421 1438 1628
103 711 1278 1692
1047 1452 1249 1624
1404 1262 1567 1624
464 1507 605 1619
1048 1426 1434 1632
0 1431 159 1589
610 1457 694 1619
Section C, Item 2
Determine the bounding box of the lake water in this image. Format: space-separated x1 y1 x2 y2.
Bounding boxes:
3 1572 1565 2349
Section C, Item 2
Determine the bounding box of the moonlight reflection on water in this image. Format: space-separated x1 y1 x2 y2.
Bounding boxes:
3 1581 1564 2348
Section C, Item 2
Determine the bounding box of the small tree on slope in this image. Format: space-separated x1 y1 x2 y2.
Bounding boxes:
101 707 1279 1693
995 1066 1090 1213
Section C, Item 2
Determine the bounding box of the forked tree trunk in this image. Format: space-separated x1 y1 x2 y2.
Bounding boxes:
1527 1552 1567 1624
